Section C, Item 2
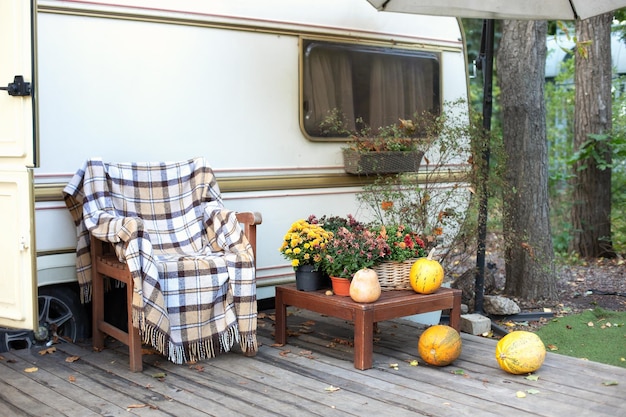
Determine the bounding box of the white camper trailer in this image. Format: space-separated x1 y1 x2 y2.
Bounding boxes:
0 0 470 350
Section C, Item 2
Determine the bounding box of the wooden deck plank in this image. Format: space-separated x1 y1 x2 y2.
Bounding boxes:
374 317 626 403
2 347 165 417
54 342 282 417
274 307 626 417
0 395 30 417
256 333 505 417
70 339 428 417
0 307 624 417
0 350 101 417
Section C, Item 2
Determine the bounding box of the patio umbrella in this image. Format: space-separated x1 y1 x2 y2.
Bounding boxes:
366 0 626 314
366 0 626 20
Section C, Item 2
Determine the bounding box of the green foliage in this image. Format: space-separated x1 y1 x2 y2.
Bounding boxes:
463 20 626 256
610 77 626 253
308 214 389 278
569 133 613 171
356 100 476 255
545 41 626 255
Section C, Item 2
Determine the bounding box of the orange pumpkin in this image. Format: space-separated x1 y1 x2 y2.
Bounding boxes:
496 331 546 374
409 248 444 294
418 325 462 366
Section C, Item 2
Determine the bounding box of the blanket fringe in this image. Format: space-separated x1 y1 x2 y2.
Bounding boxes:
239 331 259 355
79 279 125 305
133 308 246 364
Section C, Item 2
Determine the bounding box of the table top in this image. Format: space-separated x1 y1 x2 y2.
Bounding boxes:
276 284 460 311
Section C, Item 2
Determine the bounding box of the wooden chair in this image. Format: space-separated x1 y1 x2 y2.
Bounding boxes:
90 211 261 372
64 158 262 372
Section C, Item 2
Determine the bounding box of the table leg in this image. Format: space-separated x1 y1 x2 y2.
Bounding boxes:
275 287 287 345
449 290 462 332
353 308 375 370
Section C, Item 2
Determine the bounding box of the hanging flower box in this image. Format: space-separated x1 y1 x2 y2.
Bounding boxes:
342 148 424 175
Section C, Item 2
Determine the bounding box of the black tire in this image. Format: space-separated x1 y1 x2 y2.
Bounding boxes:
0 285 90 352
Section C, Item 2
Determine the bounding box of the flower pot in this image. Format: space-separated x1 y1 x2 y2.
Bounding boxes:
330 276 351 296
342 148 424 175
295 265 329 291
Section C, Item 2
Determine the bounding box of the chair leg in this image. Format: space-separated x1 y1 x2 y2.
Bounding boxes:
126 280 143 372
92 271 105 351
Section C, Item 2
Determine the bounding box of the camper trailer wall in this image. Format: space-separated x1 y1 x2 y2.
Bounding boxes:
34 0 470 301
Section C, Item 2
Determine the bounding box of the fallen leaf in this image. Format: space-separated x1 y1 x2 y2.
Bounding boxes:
325 385 340 392
409 360 419 366
602 381 618 386
516 391 526 398
38 347 56 355
152 372 166 379
525 374 539 381
547 344 558 351
68 375 76 383
389 363 399 370
24 367 38 373
587 321 594 327
279 349 291 357
452 369 465 375
65 356 80 363
127 404 150 409
526 389 541 395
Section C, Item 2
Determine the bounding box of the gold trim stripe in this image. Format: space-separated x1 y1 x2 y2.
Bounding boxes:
35 171 469 202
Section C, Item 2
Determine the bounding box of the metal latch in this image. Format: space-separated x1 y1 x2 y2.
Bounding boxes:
0 75 31 96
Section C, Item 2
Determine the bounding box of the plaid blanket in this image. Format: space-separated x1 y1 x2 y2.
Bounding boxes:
63 157 257 364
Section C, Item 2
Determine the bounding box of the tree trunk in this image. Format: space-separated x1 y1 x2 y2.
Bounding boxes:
570 14 616 258
497 20 557 300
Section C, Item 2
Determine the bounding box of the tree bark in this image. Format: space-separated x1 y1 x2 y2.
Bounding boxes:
497 20 557 300
570 14 616 258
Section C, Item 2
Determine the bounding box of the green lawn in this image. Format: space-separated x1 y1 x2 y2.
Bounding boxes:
534 308 626 368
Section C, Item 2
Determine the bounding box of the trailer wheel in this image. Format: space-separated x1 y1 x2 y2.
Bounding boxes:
0 285 89 352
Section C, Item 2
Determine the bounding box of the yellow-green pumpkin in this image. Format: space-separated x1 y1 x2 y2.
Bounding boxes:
495 331 546 374
409 248 444 294
418 325 462 366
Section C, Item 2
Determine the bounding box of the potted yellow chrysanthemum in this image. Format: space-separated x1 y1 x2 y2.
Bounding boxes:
279 219 333 291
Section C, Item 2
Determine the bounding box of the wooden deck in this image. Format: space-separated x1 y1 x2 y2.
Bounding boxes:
1 307 625 417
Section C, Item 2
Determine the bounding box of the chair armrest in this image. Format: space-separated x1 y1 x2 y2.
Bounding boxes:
235 211 262 226
235 211 262 264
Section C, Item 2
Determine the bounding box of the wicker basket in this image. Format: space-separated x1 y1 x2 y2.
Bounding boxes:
374 258 417 290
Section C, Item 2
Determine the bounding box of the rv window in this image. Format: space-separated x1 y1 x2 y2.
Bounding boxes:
302 40 440 139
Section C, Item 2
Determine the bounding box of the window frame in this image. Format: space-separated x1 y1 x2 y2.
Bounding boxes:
300 38 443 143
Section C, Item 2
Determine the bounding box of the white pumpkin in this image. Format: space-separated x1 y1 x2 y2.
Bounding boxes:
350 268 381 303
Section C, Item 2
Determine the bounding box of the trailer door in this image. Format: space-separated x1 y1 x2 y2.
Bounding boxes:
0 0 37 331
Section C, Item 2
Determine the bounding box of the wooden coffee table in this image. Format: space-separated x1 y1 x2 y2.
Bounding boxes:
274 284 461 370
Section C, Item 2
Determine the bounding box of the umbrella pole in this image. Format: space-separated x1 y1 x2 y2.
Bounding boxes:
474 18 494 315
